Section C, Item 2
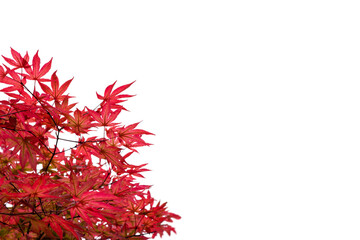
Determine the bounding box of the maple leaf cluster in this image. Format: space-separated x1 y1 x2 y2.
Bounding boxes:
0 48 180 240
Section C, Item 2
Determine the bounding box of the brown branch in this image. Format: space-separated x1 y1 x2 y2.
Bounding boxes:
43 127 61 173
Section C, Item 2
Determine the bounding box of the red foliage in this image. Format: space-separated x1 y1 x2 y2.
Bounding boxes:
0 49 180 239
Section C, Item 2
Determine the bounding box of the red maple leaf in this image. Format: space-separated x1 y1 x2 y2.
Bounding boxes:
39 71 73 102
16 175 60 199
64 108 95 135
1 48 30 69
23 50 52 82
0 66 27 93
42 214 81 240
86 103 122 127
111 122 154 151
96 80 135 110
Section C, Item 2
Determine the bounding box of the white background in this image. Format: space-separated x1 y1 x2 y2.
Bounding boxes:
1 1 360 239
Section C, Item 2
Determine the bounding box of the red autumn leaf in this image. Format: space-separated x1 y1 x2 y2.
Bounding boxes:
96 80 135 110
0 65 7 80
54 95 77 116
86 103 121 127
90 141 124 170
17 175 60 198
64 108 95 135
23 50 52 81
42 214 81 240
112 122 154 151
12 135 45 171
39 71 73 102
126 163 150 178
0 66 27 92
1 48 30 69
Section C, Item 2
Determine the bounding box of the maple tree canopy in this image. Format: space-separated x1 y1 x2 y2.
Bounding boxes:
0 48 180 239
